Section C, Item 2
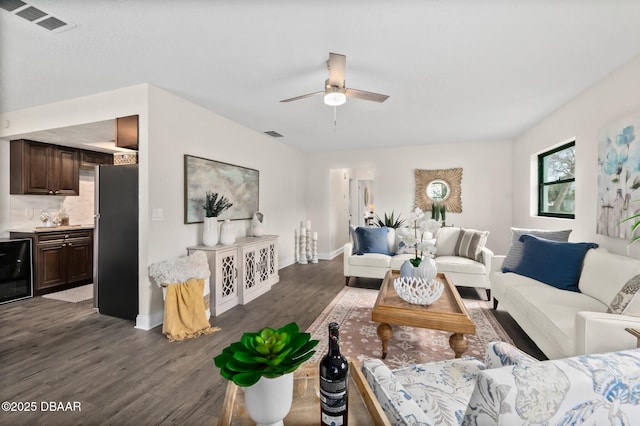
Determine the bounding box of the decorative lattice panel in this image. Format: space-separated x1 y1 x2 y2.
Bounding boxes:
259 247 269 282
245 251 256 289
221 255 235 297
269 244 275 275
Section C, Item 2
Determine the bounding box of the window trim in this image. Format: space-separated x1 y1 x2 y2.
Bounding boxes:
538 141 576 219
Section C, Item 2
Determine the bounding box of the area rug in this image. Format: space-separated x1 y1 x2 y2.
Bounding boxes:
307 286 513 369
42 284 93 303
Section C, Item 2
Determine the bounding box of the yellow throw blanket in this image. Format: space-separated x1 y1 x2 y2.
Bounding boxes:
163 278 220 342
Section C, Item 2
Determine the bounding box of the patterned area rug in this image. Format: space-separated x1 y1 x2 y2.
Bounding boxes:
42 284 93 303
307 286 513 369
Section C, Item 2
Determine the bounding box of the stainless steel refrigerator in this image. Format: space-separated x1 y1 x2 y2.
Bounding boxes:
94 164 138 320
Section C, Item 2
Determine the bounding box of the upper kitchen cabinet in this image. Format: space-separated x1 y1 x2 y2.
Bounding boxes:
10 139 80 196
80 150 113 169
116 115 138 150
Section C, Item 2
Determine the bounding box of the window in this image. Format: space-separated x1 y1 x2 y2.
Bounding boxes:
538 141 575 218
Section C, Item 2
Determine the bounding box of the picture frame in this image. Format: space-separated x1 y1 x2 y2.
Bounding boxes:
184 155 259 224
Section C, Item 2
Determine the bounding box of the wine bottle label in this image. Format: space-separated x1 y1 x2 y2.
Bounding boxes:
322 412 345 426
320 376 348 414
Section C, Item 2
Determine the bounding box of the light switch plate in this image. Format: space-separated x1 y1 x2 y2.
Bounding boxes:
152 208 164 221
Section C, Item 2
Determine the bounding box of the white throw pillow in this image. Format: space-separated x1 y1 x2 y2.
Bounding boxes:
435 227 460 256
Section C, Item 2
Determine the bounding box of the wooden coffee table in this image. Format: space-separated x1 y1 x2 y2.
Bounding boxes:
372 270 476 359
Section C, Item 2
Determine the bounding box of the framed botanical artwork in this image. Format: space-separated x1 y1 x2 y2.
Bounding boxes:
184 155 259 223
597 110 640 238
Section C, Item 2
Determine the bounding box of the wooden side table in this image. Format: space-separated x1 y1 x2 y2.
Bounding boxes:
218 360 390 425
625 328 640 348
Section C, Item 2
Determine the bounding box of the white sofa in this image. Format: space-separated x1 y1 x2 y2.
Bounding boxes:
492 248 640 359
344 226 494 300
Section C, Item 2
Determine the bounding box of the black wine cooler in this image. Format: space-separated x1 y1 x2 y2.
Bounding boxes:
0 238 33 304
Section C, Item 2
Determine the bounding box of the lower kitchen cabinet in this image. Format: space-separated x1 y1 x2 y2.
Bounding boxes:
188 235 278 315
10 229 94 295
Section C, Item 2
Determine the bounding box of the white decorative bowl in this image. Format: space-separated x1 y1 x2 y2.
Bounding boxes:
393 277 444 305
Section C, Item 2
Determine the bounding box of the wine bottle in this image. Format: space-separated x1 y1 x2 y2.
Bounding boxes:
320 322 349 426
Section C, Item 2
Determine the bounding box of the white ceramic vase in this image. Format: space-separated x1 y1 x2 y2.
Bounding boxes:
243 373 294 426
417 256 437 283
400 260 415 278
202 216 219 246
252 212 265 237
220 219 235 245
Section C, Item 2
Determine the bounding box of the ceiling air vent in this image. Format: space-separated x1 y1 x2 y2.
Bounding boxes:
0 0 75 32
264 131 284 138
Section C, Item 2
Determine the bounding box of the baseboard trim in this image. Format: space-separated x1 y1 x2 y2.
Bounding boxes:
321 246 344 260
135 311 163 330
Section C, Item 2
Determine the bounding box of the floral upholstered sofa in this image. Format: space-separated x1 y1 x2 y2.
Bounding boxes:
362 341 640 425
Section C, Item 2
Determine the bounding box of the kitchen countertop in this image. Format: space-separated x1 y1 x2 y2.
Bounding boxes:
9 224 95 233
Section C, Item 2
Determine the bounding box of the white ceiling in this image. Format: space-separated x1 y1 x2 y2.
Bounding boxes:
2 0 640 152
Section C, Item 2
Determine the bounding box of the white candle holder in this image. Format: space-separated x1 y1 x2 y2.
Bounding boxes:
311 238 318 263
299 229 307 264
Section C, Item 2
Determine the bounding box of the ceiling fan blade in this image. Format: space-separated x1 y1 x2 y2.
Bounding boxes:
280 91 324 103
345 88 389 103
328 52 346 88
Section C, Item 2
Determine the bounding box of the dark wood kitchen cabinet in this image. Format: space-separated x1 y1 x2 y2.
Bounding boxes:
80 150 113 169
10 229 93 295
10 139 80 195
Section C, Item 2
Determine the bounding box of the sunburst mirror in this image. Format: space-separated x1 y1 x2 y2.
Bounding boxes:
415 168 463 213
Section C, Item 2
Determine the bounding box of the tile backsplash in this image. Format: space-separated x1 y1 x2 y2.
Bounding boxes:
10 169 95 230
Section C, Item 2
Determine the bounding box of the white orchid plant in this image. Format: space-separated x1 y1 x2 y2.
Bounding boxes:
397 207 442 267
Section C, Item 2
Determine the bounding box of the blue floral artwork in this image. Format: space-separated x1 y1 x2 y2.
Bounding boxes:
597 111 640 238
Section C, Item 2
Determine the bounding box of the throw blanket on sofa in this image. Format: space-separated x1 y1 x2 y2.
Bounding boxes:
163 278 219 342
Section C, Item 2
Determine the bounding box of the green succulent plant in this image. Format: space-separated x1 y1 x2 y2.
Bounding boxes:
374 211 406 228
213 322 319 387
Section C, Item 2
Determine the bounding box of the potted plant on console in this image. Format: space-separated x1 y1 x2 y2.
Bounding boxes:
214 322 318 425
202 191 233 246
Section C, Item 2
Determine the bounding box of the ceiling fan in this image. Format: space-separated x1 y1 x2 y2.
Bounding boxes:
280 52 389 106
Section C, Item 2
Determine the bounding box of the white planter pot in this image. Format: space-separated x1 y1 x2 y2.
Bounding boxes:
220 219 235 245
202 217 219 247
243 373 294 426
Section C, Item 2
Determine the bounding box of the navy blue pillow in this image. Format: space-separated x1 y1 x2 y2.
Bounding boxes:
355 227 393 255
504 234 598 292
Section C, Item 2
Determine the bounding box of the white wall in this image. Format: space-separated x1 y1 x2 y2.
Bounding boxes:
307 140 514 256
144 86 307 324
512 54 640 257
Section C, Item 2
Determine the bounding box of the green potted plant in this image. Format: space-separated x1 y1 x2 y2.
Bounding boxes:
374 210 406 228
214 322 318 424
201 191 233 246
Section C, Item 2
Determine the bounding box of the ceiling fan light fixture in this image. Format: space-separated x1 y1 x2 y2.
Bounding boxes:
324 91 346 106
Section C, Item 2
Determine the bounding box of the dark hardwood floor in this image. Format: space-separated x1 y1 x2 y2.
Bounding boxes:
0 254 544 425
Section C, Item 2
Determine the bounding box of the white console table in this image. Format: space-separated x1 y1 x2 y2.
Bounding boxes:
187 235 279 315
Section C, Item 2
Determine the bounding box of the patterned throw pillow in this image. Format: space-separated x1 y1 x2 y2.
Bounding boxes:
608 275 640 316
502 228 572 272
454 228 489 262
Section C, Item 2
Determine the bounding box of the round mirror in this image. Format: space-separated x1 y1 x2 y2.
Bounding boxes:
426 179 450 201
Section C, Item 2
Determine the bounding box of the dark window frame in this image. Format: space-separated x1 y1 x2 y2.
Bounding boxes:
538 141 576 219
